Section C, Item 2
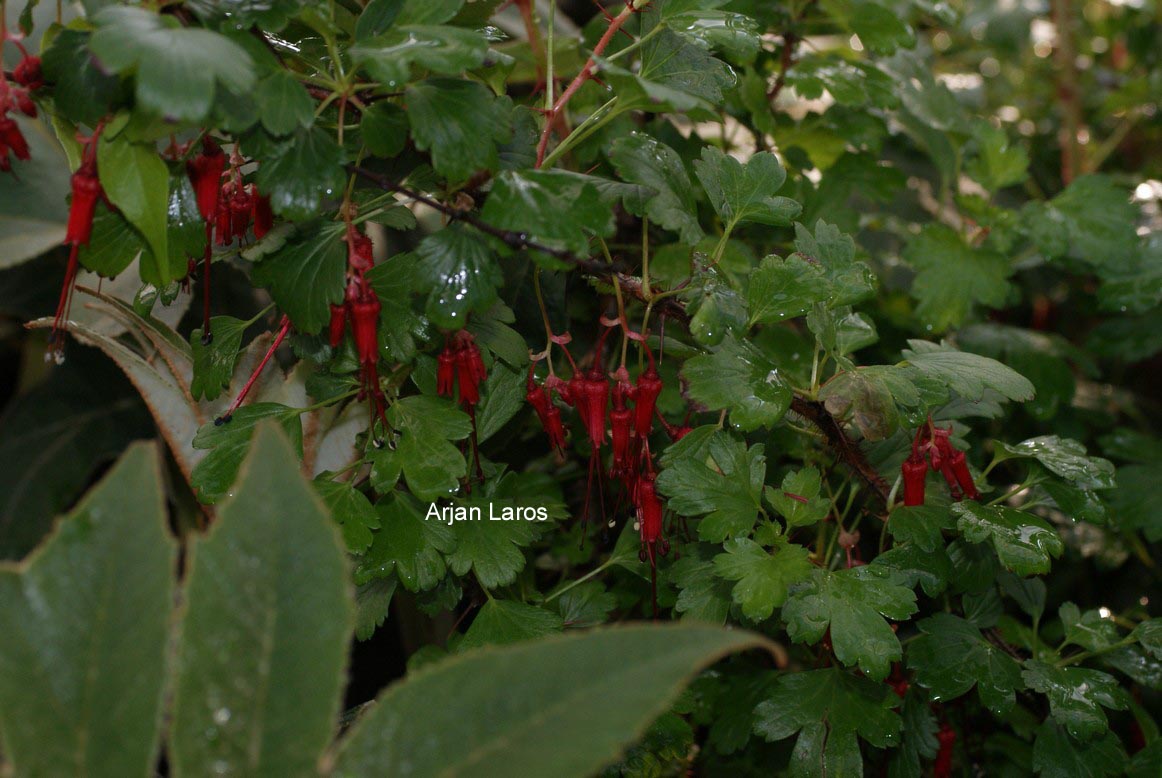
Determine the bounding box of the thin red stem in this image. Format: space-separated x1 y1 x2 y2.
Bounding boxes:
216 315 291 423
201 221 213 344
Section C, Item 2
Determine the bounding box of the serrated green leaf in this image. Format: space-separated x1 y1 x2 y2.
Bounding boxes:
352 25 489 86
906 613 1024 714
817 368 900 441
746 255 831 325
40 28 125 127
901 340 1035 403
460 599 563 650
753 668 902 775
414 225 503 330
966 120 1029 191
821 0 914 54
251 222 346 333
1023 175 1139 265
446 508 539 589
1032 721 1128 778
782 566 917 680
1023 660 1128 741
312 477 381 553
1059 602 1121 652
0 444 173 778
354 575 398 641
190 403 303 504
995 436 1116 491
171 425 352 777
952 502 1064 576
406 78 512 183
90 7 255 122
480 169 615 255
190 316 248 401
358 493 456 590
694 147 800 229
552 581 616 628
670 543 733 624
257 69 314 136
713 538 812 621
252 126 346 220
768 467 830 528
887 505 955 553
872 543 952 597
608 133 703 245
682 335 791 430
903 224 1012 332
656 430 765 542
96 135 171 284
387 395 472 500
360 102 409 158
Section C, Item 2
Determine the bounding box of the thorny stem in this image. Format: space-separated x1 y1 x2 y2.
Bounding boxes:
534 2 639 168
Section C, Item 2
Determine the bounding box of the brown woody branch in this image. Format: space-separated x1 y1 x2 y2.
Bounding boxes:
348 164 891 503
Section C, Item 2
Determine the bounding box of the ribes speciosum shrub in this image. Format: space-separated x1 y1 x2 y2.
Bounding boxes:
1 1 1161 776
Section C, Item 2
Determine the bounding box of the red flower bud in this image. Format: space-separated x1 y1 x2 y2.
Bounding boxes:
229 185 254 239
65 168 102 246
214 191 233 246
15 91 37 118
633 367 663 439
902 455 928 507
350 291 381 366
252 194 274 238
455 341 486 406
947 449 978 500
437 347 456 397
187 139 226 222
13 56 43 91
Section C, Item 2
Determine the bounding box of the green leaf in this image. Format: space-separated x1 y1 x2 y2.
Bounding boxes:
480 169 616 255
901 340 1036 403
1033 721 1128 778
694 147 801 229
313 477 381 553
354 0 404 38
966 120 1029 191
872 544 952 598
782 566 918 681
414 225 503 330
1097 237 1162 315
684 265 748 346
90 6 255 122
682 335 792 430
474 362 525 443
332 624 774 777
1134 619 1162 660
713 538 813 621
186 0 306 32
668 10 761 62
447 508 540 589
460 599 564 650
190 316 248 401
906 613 1024 714
1060 603 1121 652
753 668 902 774
0 444 174 778
656 430 765 542
387 395 472 500
406 78 512 183
952 502 1064 576
359 102 409 158
746 255 831 325
97 135 171 283
352 25 489 86
397 0 463 24
355 576 398 641
902 224 1013 332
257 69 314 135
817 368 900 441
792 220 875 306
1022 660 1128 741
171 425 353 777
0 115 70 268
608 133 703 245
994 436 1117 491
767 467 831 528
40 29 125 127
887 505 955 553
1110 463 1162 542
552 582 617 629
190 403 303 504
1023 175 1139 265
820 0 914 54
253 126 346 220
358 494 456 590
251 222 347 333
670 543 733 623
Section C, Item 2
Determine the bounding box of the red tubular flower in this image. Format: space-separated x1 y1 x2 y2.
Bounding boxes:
633 367 662 440
252 194 274 239
902 454 928 507
328 303 347 348
65 166 101 246
214 193 233 246
13 56 43 90
610 407 632 477
455 344 484 406
636 472 669 618
350 289 381 366
933 723 956 778
581 373 609 449
947 449 979 500
437 346 456 397
229 184 254 239
543 405 566 452
187 139 226 222
0 118 30 162
527 369 567 453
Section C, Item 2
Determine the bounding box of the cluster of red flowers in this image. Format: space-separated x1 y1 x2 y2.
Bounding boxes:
0 44 39 172
186 139 274 343
436 331 487 408
329 227 387 428
901 421 979 507
526 330 689 580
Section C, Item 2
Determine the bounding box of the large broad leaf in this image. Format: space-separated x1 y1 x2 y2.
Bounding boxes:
171 424 354 777
406 78 513 183
906 613 1024 715
480 170 616 255
0 444 174 777
782 566 918 681
328 624 776 777
682 335 792 430
753 667 902 776
608 133 703 245
251 222 347 333
90 6 256 122
952 502 1064 576
903 224 1012 332
694 147 800 229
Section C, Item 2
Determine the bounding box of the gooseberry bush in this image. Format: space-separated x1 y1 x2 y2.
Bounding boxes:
1 0 1161 775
